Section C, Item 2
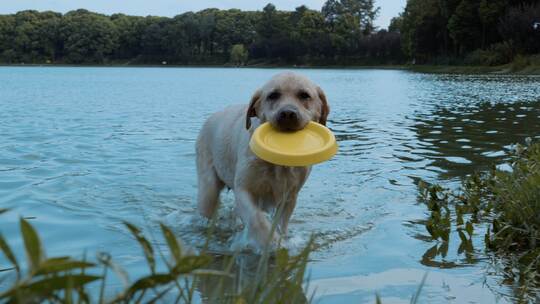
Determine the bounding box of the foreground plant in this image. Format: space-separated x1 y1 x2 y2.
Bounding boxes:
419 141 540 300
0 216 313 303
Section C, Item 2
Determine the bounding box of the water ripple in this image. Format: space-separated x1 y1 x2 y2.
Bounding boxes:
1 68 539 302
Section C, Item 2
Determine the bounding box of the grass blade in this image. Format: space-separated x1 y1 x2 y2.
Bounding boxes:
160 223 182 264
0 234 20 277
410 272 428 304
126 273 175 298
171 255 212 274
35 258 95 275
20 218 43 272
124 222 155 274
0 274 101 299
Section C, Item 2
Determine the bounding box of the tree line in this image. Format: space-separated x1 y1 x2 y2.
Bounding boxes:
396 0 540 65
0 0 538 66
0 0 404 65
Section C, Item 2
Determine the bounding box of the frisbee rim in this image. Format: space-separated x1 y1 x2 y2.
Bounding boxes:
249 121 338 167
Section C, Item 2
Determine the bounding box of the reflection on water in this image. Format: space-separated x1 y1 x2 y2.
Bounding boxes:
409 97 540 301
0 68 539 303
197 252 310 304
413 100 540 179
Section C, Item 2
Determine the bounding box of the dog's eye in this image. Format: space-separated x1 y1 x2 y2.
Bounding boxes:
298 91 311 101
268 92 281 101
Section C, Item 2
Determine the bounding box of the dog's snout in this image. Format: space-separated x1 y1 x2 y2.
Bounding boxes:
278 109 298 122
276 106 300 131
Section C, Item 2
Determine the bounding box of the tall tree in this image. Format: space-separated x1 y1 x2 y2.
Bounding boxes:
111 14 146 60
298 10 330 57
253 4 295 60
448 0 482 54
0 15 16 62
322 0 380 34
498 3 540 54
400 0 445 62
61 10 118 63
478 0 506 48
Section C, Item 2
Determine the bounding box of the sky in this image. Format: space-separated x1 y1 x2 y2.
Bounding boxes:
0 0 406 29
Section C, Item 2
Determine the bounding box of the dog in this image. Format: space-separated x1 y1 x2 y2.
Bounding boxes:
196 72 329 249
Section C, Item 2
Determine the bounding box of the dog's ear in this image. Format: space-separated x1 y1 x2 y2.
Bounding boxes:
317 86 330 126
246 89 262 130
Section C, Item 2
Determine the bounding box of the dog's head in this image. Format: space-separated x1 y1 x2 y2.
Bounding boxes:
245 72 329 131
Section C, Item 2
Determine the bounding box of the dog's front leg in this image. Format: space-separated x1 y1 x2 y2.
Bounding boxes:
277 191 298 236
234 189 279 249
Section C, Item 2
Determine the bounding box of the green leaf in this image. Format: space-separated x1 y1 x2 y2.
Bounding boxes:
35 258 96 275
0 234 19 275
280 280 307 304
422 245 438 261
455 206 464 226
458 230 468 244
0 274 100 299
160 223 182 264
425 222 437 240
275 248 289 271
492 219 500 233
124 222 155 274
20 218 43 271
440 228 450 242
484 227 492 248
126 273 175 297
465 221 474 237
519 248 540 270
172 255 212 274
438 241 449 258
457 242 466 255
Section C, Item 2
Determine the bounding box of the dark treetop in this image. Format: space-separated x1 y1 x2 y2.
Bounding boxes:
0 0 538 66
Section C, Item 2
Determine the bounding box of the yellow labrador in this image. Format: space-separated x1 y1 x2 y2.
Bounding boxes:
196 72 329 249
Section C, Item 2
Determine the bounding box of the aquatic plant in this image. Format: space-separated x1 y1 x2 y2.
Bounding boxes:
0 215 312 303
419 140 540 300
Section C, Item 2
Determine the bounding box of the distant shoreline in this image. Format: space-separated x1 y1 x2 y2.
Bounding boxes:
409 64 540 75
0 62 407 70
1 63 539 75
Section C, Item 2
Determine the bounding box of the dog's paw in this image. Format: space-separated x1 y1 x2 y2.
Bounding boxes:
249 218 282 252
230 220 282 253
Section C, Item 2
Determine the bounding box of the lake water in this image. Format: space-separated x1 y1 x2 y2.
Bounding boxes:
1 67 540 303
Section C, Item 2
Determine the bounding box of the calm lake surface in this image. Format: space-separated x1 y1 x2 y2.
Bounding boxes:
1 67 540 303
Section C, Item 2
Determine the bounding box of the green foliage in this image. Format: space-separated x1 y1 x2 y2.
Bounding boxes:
20 218 43 272
0 217 314 303
464 41 514 66
0 234 19 277
0 2 399 65
60 10 118 63
499 3 540 55
419 141 540 300
510 54 532 72
322 0 380 35
448 0 482 54
399 0 445 62
1 1 538 66
398 0 540 65
230 44 248 65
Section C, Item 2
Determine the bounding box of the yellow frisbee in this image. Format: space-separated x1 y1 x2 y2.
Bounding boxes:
249 122 338 167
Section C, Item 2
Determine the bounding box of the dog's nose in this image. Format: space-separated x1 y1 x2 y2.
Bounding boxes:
276 107 300 130
278 109 298 121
